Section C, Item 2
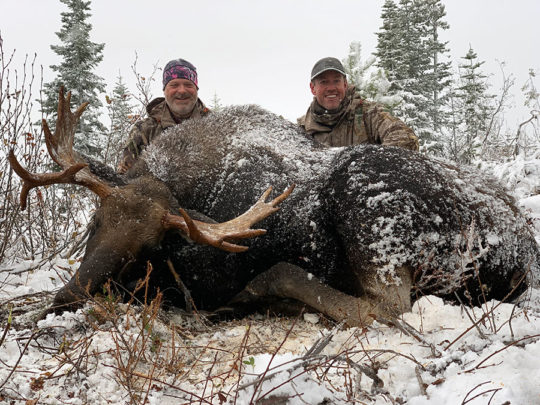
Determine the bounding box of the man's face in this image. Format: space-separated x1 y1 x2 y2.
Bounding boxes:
310 70 348 111
164 78 198 117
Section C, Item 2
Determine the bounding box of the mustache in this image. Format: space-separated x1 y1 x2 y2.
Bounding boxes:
174 95 195 100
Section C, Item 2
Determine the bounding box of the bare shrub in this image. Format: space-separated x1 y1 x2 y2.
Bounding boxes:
0 35 92 266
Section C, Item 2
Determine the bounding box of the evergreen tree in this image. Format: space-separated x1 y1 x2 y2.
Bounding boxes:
444 85 465 162
210 91 223 111
374 0 452 149
104 74 135 167
421 0 453 134
450 47 494 163
342 41 401 108
375 0 402 84
41 0 106 159
387 0 433 141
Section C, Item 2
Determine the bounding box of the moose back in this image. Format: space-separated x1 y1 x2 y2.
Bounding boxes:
120 104 538 324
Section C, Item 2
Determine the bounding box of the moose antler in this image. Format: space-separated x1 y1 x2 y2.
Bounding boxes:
8 87 113 209
163 184 295 252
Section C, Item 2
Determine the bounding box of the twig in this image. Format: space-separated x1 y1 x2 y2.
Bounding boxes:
465 334 540 373
461 381 502 405
65 223 91 258
445 270 530 351
454 292 487 339
378 316 442 358
0 305 12 348
238 321 390 399
305 321 344 357
415 365 427 397
249 314 302 403
167 259 195 313
113 369 214 404
0 329 45 390
350 348 425 369
1 246 66 274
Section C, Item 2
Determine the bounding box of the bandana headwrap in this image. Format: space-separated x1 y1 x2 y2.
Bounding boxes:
163 58 198 89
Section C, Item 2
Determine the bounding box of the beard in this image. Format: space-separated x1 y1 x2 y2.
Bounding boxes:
166 93 198 118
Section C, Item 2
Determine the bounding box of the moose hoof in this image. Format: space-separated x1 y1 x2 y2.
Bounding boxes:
230 262 304 305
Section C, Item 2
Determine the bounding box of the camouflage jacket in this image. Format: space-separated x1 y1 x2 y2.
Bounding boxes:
118 97 210 172
298 87 419 151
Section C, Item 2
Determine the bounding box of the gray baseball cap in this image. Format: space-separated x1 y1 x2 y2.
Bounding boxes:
310 57 346 81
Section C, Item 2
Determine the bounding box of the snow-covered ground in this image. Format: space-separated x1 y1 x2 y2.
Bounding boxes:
1 154 539 405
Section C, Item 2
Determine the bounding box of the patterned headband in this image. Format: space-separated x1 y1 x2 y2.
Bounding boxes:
163 59 198 89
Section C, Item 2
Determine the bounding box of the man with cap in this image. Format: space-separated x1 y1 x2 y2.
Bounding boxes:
298 57 419 151
117 58 210 173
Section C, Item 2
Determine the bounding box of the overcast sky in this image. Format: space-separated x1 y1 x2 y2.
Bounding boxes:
1 0 539 125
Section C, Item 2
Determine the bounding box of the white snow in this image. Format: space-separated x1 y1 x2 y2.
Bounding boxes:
1 156 539 404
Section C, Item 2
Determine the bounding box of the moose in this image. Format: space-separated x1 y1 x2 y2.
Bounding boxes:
10 89 539 326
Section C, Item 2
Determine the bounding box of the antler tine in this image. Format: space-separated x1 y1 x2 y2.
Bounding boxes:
178 208 265 252
8 150 87 210
162 184 295 253
44 87 89 168
9 87 113 210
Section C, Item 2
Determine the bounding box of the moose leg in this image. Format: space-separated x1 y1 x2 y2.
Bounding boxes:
232 262 412 327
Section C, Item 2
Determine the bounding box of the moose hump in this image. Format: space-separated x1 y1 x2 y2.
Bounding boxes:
141 104 538 310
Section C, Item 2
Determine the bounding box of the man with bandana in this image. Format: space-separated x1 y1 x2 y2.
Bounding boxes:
117 58 210 173
298 57 419 151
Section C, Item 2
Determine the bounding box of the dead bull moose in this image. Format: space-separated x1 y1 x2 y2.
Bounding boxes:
11 89 539 326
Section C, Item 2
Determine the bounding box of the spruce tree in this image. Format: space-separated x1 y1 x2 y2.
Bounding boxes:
210 91 223 111
342 41 400 108
41 0 106 159
104 74 134 167
451 47 495 163
421 0 453 135
389 0 433 141
374 0 452 149
375 0 402 84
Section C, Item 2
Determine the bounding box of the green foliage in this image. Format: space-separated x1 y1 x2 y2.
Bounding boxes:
446 47 495 163
374 0 452 148
342 41 401 109
243 356 255 367
104 74 135 167
40 0 106 159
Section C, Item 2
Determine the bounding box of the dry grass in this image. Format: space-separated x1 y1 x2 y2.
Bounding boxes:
1 277 537 405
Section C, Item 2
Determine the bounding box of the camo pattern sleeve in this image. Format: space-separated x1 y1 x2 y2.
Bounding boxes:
362 101 419 151
117 117 163 173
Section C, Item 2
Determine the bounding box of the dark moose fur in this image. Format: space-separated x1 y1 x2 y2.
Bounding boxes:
59 105 539 323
